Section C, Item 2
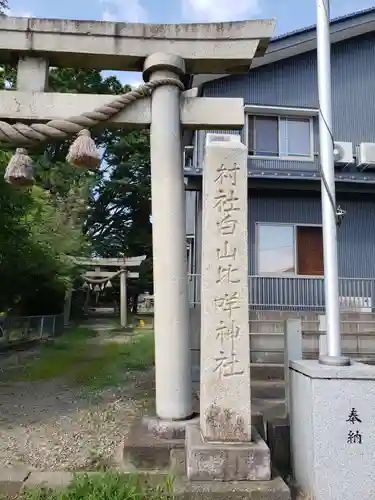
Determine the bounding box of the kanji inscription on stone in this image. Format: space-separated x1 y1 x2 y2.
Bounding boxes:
200 136 251 442
346 408 363 444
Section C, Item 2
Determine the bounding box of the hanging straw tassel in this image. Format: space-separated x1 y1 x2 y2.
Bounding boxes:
4 148 35 187
66 129 101 169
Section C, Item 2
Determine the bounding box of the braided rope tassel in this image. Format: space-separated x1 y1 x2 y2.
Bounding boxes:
66 129 101 169
4 148 35 187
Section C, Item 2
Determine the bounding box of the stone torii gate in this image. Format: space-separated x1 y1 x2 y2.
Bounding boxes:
0 17 274 426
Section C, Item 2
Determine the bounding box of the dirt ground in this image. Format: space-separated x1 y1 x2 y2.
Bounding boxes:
0 343 155 472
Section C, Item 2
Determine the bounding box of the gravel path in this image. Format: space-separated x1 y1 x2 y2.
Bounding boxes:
0 349 154 471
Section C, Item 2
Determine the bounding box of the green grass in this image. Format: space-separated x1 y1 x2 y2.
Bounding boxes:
9 327 155 390
18 472 174 500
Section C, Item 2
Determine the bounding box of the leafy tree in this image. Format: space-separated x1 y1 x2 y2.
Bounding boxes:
0 1 8 15
0 68 109 314
87 128 153 307
0 63 153 314
32 68 128 196
0 154 87 314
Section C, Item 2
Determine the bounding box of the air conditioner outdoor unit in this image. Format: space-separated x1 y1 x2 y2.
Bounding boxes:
205 133 241 146
357 142 375 169
339 296 372 313
333 141 354 165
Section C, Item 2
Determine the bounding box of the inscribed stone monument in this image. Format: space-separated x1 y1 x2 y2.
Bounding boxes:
290 360 375 500
199 135 251 442
185 136 271 482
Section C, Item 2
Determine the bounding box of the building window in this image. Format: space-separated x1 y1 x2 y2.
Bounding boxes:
257 223 323 276
247 115 313 159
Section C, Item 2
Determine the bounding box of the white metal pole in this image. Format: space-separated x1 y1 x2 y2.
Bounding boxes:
316 0 349 366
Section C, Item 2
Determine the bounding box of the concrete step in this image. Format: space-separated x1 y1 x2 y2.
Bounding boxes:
123 421 185 470
252 399 286 421
251 363 284 381
251 351 321 364
251 352 285 364
251 380 285 400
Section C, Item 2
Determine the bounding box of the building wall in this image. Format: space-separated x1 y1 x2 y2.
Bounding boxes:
197 32 375 178
185 191 196 236
187 31 375 304
191 191 375 279
249 193 375 278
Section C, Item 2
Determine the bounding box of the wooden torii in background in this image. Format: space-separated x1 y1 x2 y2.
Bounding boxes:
74 256 146 327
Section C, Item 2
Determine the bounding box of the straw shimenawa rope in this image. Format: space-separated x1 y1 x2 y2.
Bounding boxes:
0 78 184 147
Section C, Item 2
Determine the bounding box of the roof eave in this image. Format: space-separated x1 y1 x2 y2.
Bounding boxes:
192 8 375 88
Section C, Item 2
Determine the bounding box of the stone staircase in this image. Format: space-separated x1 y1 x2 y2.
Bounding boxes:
249 310 375 410
191 307 375 417
251 364 285 399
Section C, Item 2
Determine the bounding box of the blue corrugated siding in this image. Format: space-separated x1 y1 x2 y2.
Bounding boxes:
188 193 375 309
192 193 375 278
185 191 196 235
249 194 375 278
199 32 375 175
204 51 318 107
188 32 375 306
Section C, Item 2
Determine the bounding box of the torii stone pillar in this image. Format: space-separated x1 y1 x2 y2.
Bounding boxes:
144 54 192 420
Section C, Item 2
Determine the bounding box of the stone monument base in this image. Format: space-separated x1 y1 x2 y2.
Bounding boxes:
185 425 271 481
290 359 375 500
123 415 199 470
123 412 269 473
122 417 290 499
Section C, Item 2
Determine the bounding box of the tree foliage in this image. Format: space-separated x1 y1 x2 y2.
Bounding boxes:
0 69 104 313
0 0 8 15
0 63 153 314
88 128 153 297
0 152 89 314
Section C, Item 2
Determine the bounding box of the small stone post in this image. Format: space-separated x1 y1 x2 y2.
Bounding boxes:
186 135 271 481
284 318 302 414
63 289 73 327
318 314 327 357
143 53 193 421
120 270 127 328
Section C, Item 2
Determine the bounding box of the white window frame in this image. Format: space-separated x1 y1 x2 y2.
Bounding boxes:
256 222 323 278
245 107 315 162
